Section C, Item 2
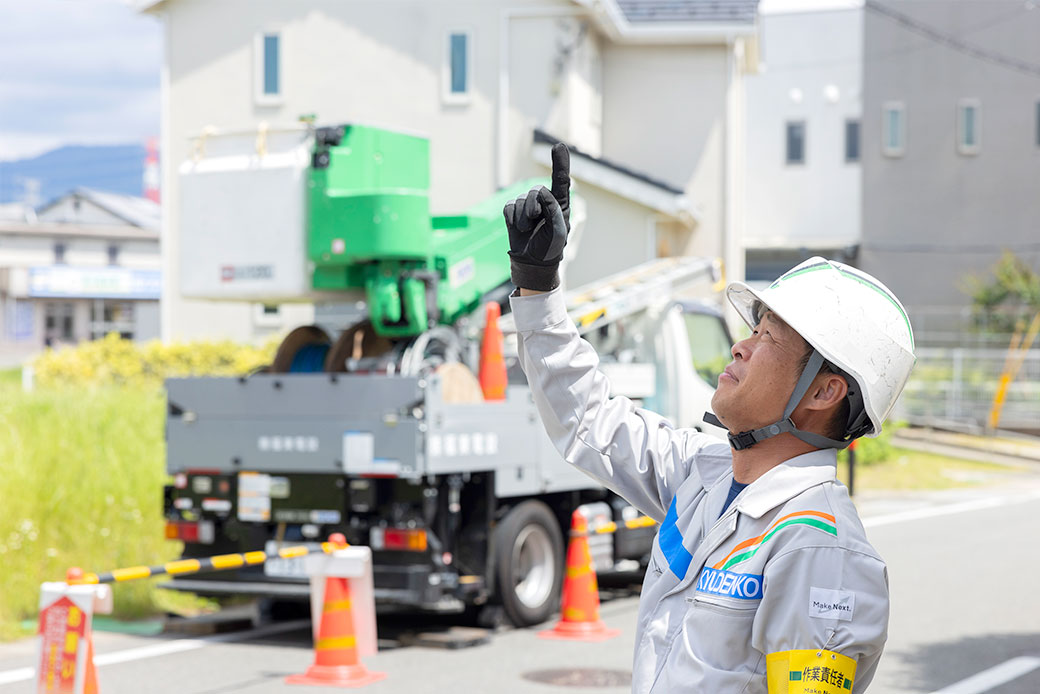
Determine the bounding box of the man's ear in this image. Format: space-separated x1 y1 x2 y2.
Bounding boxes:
805 373 848 412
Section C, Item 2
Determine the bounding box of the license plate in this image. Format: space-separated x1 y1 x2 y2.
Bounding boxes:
262 541 322 578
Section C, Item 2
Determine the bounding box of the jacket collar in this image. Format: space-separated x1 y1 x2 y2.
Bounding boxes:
734 448 837 519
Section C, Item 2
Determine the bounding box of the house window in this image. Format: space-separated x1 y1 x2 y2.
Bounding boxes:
957 99 980 155
882 102 905 157
54 242 66 264
253 303 283 328
845 119 860 163
107 244 120 266
44 302 75 344
254 32 282 104
443 31 472 103
785 121 806 165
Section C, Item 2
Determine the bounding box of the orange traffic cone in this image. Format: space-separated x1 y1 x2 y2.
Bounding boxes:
286 573 386 688
66 567 100 694
83 636 99 694
539 510 621 642
478 302 507 400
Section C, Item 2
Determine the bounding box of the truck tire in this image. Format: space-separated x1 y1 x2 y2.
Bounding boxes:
494 500 564 627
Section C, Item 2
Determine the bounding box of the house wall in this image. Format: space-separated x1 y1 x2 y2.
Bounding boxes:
601 42 730 264
564 184 657 288
860 0 1040 313
744 9 862 274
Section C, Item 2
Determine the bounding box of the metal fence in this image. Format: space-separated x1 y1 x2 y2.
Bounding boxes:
895 346 1040 432
907 305 1040 350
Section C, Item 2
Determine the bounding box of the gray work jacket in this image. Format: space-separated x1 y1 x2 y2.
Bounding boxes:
510 287 889 694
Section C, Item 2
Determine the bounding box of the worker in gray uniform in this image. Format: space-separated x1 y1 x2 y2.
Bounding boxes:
503 144 916 694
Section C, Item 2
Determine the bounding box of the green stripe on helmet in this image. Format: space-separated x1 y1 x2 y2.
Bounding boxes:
767 261 914 350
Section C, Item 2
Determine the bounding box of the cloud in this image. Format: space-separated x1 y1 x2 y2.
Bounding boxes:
0 0 160 160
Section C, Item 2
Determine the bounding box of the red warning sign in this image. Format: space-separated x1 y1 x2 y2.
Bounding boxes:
37 596 87 694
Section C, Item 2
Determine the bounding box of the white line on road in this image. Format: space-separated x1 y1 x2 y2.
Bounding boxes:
863 490 1040 528
0 669 31 687
0 619 310 687
929 656 1040 694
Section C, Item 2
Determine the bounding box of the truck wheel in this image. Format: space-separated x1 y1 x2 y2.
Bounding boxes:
494 500 564 627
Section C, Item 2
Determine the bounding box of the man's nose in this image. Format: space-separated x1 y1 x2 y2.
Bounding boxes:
731 336 750 361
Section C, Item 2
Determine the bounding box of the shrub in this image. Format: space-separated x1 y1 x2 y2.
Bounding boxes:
837 421 902 466
32 333 280 390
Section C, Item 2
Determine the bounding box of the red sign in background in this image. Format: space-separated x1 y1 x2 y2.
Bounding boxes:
37 596 87 694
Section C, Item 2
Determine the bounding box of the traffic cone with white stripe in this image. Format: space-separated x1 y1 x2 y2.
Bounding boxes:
478 302 507 400
539 510 620 642
286 571 386 687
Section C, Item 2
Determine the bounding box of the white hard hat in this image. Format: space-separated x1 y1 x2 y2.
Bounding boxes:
724 257 915 446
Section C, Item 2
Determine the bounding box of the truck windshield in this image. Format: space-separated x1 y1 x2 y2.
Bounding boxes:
683 312 733 386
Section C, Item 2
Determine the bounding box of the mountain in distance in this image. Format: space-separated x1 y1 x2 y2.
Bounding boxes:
0 144 147 205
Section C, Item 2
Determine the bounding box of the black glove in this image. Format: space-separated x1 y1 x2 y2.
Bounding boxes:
503 143 571 291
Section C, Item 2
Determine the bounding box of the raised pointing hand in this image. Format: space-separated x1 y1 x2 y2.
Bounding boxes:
502 142 573 291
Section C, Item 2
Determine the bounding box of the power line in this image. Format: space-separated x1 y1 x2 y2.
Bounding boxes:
762 3 1030 73
864 0 1040 79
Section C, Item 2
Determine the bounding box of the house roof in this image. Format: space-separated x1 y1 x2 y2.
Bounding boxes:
616 0 758 24
37 188 160 231
535 130 683 195
532 129 700 226
574 0 760 42
0 221 160 242
0 202 37 224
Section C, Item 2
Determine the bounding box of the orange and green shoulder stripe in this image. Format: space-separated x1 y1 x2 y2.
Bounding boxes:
714 511 837 572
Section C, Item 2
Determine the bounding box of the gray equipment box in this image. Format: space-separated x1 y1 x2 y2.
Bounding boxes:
166 372 592 499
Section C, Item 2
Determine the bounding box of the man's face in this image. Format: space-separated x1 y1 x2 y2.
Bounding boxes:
710 309 810 433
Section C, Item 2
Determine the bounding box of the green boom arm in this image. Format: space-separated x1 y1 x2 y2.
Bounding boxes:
306 124 543 337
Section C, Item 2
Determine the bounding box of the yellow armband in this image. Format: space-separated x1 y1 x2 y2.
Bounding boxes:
767 649 856 693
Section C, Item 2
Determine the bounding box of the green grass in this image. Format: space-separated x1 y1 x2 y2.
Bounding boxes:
836 446 1024 491
0 383 183 640
0 367 22 388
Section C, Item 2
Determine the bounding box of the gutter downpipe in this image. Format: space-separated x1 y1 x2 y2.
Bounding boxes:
498 6 589 190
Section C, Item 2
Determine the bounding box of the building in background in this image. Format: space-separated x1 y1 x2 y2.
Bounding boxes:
860 0 1040 336
743 6 862 284
140 0 761 341
0 189 161 364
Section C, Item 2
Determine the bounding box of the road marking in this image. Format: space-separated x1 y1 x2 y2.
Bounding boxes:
929 656 1040 694
0 669 32 686
863 490 1040 528
0 619 309 687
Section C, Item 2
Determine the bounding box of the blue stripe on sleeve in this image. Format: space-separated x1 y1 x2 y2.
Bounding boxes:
658 496 693 579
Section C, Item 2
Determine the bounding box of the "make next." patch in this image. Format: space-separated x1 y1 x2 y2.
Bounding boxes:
696 567 764 600
809 587 855 621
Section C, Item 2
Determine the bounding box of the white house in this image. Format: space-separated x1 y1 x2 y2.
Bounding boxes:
0 189 161 364
743 6 862 283
140 0 761 341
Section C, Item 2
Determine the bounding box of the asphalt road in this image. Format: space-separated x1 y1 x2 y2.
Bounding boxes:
3 482 1039 694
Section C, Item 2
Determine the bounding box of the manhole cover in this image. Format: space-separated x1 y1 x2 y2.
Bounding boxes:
522 668 632 688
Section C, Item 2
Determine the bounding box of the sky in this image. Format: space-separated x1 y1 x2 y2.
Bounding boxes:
0 0 860 163
0 0 161 161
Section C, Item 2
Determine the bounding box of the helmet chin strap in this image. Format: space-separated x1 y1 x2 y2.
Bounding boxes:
704 350 856 451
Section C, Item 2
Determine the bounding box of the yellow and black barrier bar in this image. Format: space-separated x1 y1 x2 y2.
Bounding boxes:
70 539 349 585
571 516 658 537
